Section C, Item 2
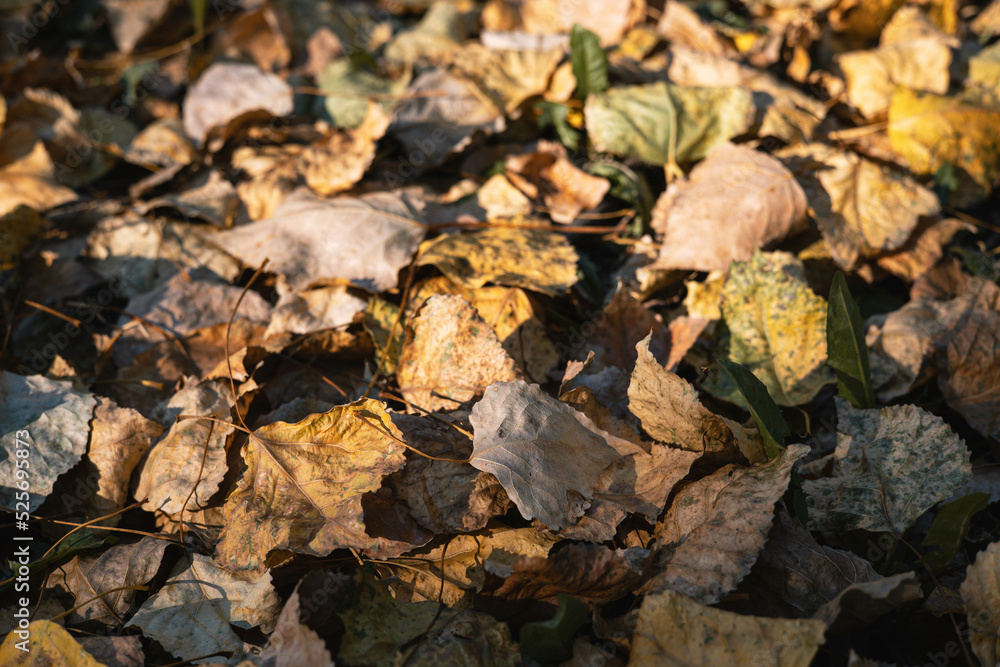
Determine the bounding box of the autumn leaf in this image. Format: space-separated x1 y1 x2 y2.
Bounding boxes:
631 590 826 666
960 540 1000 667
469 380 621 530
0 621 104 666
801 399 971 534
709 250 833 406
215 399 407 570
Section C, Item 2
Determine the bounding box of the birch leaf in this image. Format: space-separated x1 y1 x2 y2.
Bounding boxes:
469 380 621 530
643 445 809 604
584 82 754 165
802 399 972 534
712 250 833 406
631 591 826 667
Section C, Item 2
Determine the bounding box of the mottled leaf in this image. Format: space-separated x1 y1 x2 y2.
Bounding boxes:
802 399 971 534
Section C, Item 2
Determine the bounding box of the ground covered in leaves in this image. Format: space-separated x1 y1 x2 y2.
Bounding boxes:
1 0 1000 665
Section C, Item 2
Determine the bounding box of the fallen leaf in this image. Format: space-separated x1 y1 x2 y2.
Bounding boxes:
888 87 1000 204
651 142 808 273
135 378 234 516
219 188 426 292
505 141 610 224
452 43 564 115
389 68 505 168
802 398 971 534
0 205 49 271
318 59 410 130
469 380 621 530
837 7 955 118
392 527 557 605
397 294 519 410
484 0 645 46
0 139 76 216
401 608 520 667
416 228 578 296
712 250 833 406
48 537 169 626
936 292 1000 440
815 572 922 634
258 582 335 667
385 1 466 65
628 334 746 460
779 143 939 268
491 543 647 603
214 399 407 570
387 412 510 534
960 540 1000 667
265 284 367 337
182 62 294 147
126 553 281 663
0 373 96 511
584 82 754 166
630 590 826 666
81 397 164 523
740 510 881 618
300 102 390 196
642 444 809 603
0 620 104 666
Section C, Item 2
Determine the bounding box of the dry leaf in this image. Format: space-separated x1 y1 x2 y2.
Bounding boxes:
888 87 1000 204
779 143 940 268
802 399 971 534
259 583 335 667
219 188 426 292
651 143 808 273
491 543 647 603
416 228 578 296
0 139 76 216
135 378 234 516
628 334 748 461
631 590 826 666
0 621 104 666
182 62 293 147
643 445 809 604
0 373 95 511
215 399 407 570
126 554 281 663
397 294 519 411
469 380 621 530
960 540 1000 667
505 141 610 223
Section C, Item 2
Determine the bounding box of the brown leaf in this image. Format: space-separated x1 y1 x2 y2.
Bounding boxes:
83 398 163 524
387 412 510 534
135 378 234 517
397 294 519 411
630 590 826 666
469 380 622 530
214 399 407 570
48 537 170 626
491 543 647 603
651 143 808 273
960 540 1000 667
259 583 335 667
628 333 747 461
642 445 809 604
182 62 293 147
505 141 610 224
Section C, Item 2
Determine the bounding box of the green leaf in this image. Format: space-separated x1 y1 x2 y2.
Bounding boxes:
569 24 608 100
535 101 581 151
716 360 789 459
188 0 206 34
921 492 990 572
826 271 875 409
519 594 588 662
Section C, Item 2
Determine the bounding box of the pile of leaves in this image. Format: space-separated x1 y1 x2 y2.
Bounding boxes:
1 0 1000 664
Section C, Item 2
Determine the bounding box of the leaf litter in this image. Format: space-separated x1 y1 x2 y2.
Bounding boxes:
1 1 1000 665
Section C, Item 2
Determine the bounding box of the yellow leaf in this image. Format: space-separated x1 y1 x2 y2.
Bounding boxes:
416 228 578 296
215 399 407 570
0 205 49 271
0 620 104 666
888 87 1000 203
631 590 826 666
